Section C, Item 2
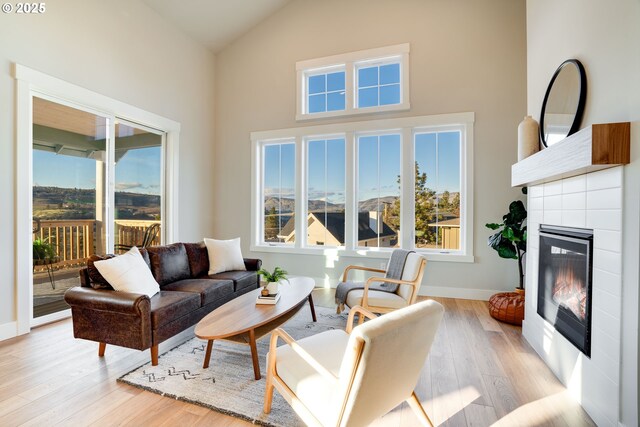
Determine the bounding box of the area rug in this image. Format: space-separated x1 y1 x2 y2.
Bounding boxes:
118 304 347 427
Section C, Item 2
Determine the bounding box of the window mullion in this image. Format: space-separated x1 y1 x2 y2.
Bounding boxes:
295 136 305 250
344 131 356 251
401 127 414 250
345 63 354 114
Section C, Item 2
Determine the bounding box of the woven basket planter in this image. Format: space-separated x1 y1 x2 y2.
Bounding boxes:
488 291 525 326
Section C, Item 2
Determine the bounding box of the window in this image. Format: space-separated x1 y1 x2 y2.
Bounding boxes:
357 62 401 108
307 137 346 246
296 44 410 120
357 133 401 248
414 131 461 250
262 142 296 244
251 113 474 262
307 70 346 113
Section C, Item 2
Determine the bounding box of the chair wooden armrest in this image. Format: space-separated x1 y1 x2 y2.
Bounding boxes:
269 328 338 382
346 305 378 333
342 264 386 282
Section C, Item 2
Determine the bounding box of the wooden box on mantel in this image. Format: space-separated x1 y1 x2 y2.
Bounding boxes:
511 122 630 187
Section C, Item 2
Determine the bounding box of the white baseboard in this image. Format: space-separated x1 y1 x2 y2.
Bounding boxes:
0 321 17 341
31 309 71 328
417 285 503 301
309 276 501 301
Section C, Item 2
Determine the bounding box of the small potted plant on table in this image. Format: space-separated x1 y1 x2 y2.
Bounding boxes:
257 266 288 297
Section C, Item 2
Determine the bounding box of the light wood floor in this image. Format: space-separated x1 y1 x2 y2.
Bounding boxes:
0 290 595 426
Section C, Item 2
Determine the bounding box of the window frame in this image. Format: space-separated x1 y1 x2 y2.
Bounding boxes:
304 134 347 249
355 130 403 249
257 139 297 247
251 113 475 262
296 44 410 121
411 126 467 255
304 66 347 115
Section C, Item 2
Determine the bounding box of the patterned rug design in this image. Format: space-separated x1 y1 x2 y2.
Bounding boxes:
119 305 347 427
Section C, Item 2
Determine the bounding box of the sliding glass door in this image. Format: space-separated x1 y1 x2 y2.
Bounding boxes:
31 96 109 319
31 97 165 322
113 121 164 253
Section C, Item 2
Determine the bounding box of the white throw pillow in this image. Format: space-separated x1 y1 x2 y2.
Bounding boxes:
204 237 246 275
93 246 160 298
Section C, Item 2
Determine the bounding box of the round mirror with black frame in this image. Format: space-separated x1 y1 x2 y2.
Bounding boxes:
539 59 587 147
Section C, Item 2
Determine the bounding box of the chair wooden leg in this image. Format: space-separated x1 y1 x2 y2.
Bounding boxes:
263 373 275 413
98 342 106 357
150 345 159 366
406 391 434 427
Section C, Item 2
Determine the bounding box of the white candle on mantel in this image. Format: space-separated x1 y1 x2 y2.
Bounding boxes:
518 115 540 161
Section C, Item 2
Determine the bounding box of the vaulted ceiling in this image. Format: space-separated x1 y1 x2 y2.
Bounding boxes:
143 0 292 53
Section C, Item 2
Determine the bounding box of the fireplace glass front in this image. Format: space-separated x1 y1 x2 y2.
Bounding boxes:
537 225 593 357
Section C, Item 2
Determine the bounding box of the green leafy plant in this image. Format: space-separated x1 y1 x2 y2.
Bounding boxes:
33 238 56 262
486 200 527 289
257 266 289 283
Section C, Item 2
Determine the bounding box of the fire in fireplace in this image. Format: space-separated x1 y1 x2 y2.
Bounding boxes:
537 225 593 356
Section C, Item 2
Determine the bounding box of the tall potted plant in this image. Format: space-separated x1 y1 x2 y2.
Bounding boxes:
486 200 527 291
485 199 527 325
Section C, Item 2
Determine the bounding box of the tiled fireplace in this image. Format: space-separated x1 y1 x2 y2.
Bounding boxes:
537 225 594 357
523 166 622 426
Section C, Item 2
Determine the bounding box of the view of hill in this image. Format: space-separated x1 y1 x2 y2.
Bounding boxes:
33 186 160 220
264 197 344 213
264 193 459 214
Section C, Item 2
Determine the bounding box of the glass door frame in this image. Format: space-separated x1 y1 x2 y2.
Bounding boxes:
112 118 167 249
15 64 180 333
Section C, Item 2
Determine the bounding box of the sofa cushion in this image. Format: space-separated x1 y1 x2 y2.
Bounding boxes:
204 237 246 274
162 279 233 306
147 243 191 287
139 248 151 268
86 249 151 290
183 242 209 277
87 254 116 290
150 290 201 328
93 247 160 298
208 270 258 292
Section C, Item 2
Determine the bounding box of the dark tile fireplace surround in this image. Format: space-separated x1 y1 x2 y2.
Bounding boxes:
537 225 594 357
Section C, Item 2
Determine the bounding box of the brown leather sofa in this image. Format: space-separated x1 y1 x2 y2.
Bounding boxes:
64 242 261 365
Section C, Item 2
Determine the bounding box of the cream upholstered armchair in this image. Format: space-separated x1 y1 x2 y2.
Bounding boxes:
337 251 426 319
264 300 444 427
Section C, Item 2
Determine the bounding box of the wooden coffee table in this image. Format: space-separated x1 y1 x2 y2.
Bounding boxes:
194 277 317 380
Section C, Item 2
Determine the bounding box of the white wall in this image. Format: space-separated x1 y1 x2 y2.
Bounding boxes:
214 0 527 299
526 1 640 425
0 0 216 332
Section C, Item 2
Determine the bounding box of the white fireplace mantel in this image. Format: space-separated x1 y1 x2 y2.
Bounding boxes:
511 122 630 187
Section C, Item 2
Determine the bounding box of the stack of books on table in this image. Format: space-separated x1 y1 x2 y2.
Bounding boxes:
256 292 281 305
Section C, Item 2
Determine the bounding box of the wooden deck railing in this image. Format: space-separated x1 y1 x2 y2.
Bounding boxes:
33 220 95 271
33 219 161 271
114 220 162 249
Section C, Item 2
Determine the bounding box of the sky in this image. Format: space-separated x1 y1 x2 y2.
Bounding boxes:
263 130 461 205
33 146 162 195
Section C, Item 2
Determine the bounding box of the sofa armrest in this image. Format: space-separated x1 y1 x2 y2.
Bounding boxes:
243 258 262 271
64 286 150 316
64 286 153 350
